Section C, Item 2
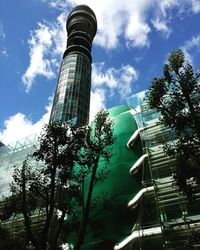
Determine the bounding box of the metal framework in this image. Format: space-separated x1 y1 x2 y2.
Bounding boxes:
126 92 200 249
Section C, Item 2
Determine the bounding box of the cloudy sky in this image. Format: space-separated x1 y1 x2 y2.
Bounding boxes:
0 0 200 144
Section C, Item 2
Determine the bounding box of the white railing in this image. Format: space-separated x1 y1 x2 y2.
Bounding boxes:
129 154 148 175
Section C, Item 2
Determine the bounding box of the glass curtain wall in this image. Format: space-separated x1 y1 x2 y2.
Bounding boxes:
50 53 91 126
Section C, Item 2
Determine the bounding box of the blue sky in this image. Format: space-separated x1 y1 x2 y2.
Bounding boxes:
0 0 200 144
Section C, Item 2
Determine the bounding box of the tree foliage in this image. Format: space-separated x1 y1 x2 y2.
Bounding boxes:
147 49 200 199
0 110 114 250
0 123 86 250
74 110 114 250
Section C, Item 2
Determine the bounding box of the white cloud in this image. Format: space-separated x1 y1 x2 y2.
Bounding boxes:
181 34 200 64
1 47 8 57
120 65 139 96
0 21 7 57
71 0 153 49
45 0 197 50
89 89 106 122
89 63 138 119
125 13 151 48
150 0 185 40
46 0 71 10
22 0 200 91
0 21 5 41
157 0 181 17
151 18 171 38
191 0 200 13
22 13 66 92
0 98 52 145
92 63 117 89
92 63 138 97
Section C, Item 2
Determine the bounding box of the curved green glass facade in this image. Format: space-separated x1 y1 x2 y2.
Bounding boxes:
81 105 143 249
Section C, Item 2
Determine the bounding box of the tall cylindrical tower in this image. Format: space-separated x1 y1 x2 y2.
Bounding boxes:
50 5 97 126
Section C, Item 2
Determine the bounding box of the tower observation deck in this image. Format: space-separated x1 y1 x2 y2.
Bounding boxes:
50 5 97 126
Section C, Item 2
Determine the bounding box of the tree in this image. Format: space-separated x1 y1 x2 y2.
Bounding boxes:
0 110 114 250
73 110 114 250
0 225 25 250
1 123 86 250
147 49 200 199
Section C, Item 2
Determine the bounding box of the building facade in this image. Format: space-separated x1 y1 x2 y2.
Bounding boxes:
1 91 200 249
113 91 200 250
50 5 97 126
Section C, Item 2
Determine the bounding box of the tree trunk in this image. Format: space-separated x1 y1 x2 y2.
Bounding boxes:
40 145 57 248
74 160 99 250
22 163 40 250
50 209 66 250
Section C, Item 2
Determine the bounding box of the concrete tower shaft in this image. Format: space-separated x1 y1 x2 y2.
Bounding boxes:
50 5 97 126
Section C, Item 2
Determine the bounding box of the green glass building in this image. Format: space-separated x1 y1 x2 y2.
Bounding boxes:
50 5 97 126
